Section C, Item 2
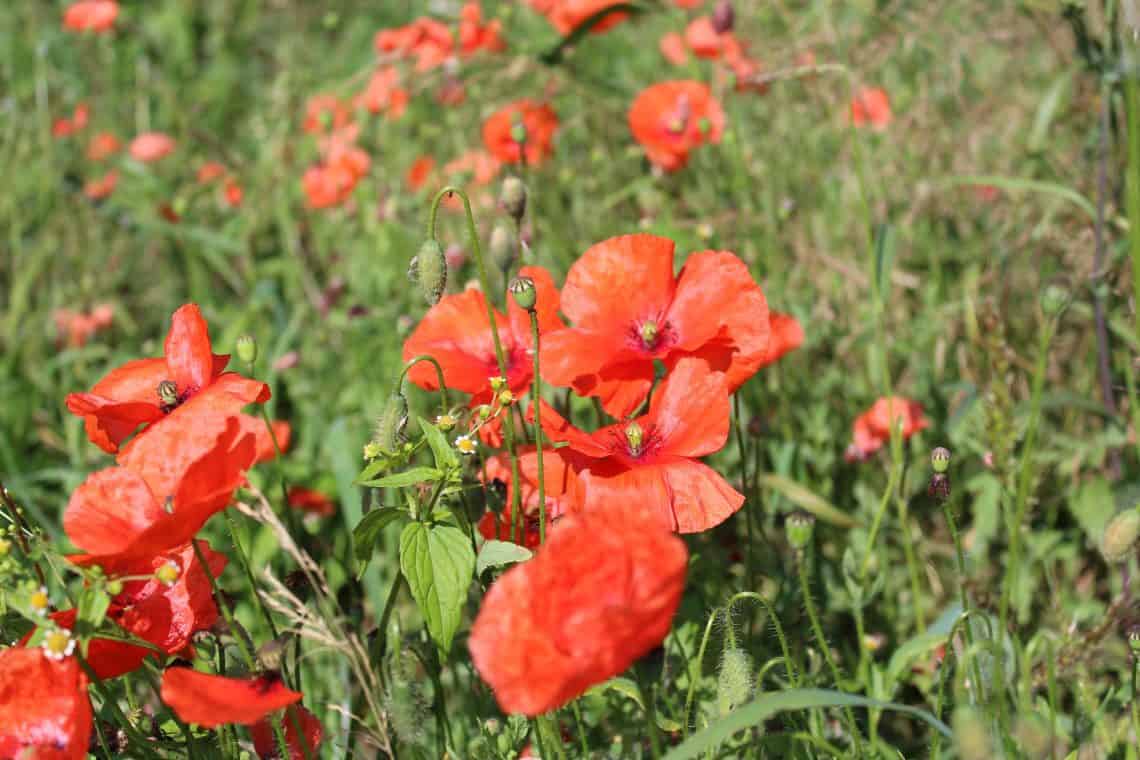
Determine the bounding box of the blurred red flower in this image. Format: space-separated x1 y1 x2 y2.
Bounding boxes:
83 169 118 200
355 67 409 119
538 358 742 532
629 81 724 170
540 233 769 417
250 706 324 760
86 131 121 161
222 177 244 208
469 510 687 715
374 17 455 71
52 103 89 138
303 94 351 135
0 647 91 759
406 155 436 191
684 16 742 60
850 87 891 130
287 486 336 517
63 0 118 32
54 303 113 348
529 0 629 35
160 668 302 728
659 32 688 65
403 266 561 405
759 311 803 367
459 3 506 56
845 396 928 462
197 161 227 184
477 448 576 548
130 132 176 163
66 303 272 453
482 100 559 165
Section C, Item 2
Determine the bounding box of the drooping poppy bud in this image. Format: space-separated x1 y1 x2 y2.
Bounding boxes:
716 646 753 716
375 392 409 454
509 276 537 312
1101 508 1140 563
235 334 258 365
500 176 527 222
489 224 516 273
712 1 735 34
411 239 448 305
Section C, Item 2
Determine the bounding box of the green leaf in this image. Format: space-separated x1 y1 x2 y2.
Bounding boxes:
76 586 111 635
399 522 475 657
476 540 533 576
360 466 442 488
356 458 388 484
663 689 951 760
586 677 683 732
418 416 459 472
941 174 1095 220
757 474 859 528
872 223 895 302
353 507 408 570
1069 477 1115 549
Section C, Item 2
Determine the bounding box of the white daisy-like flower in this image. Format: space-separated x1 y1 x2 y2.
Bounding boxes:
455 434 478 456
42 628 76 661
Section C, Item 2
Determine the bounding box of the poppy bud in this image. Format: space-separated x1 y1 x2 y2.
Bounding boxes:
411 239 448 305
157 380 179 408
1039 281 1070 318
509 276 537 311
375 392 409 454
712 0 735 33
785 510 815 551
235 334 258 365
500 177 527 222
489 224 516 273
510 122 528 146
1101 508 1140 563
716 646 753 716
931 446 951 474
106 579 124 596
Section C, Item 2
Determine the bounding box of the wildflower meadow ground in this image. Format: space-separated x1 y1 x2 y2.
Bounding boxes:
2 1 1140 758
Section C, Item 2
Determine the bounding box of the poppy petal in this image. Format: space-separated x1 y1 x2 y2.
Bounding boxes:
116 411 244 500
647 357 730 458
403 289 512 394
0 647 91 759
250 705 324 760
164 304 216 395
559 234 676 330
533 399 611 458
667 250 769 360
659 457 744 533
64 466 165 557
65 393 165 453
579 462 677 530
161 668 302 728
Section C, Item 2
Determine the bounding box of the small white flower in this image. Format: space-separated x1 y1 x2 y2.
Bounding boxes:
42 628 76 661
29 586 50 617
455 434 478 456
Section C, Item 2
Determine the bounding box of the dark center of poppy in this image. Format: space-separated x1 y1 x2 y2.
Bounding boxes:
156 380 194 413
663 94 693 136
612 421 662 461
629 318 675 353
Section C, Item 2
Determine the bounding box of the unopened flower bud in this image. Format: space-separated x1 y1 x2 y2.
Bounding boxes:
106 579 124 596
0 537 9 556
257 637 288 670
235 334 258 365
931 446 951 474
489 376 507 392
489 224 516 273
509 276 537 311
1040 281 1071 318
414 239 448 306
500 177 527 222
155 560 181 586
1127 623 1140 655
716 647 753 716
375 392 409 454
712 0 735 33
1101 508 1140 563
498 390 515 406
785 510 815 550
436 413 457 431
157 380 179 408
476 404 493 421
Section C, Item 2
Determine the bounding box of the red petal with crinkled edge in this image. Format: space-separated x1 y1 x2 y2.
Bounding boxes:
250 705 324 760
117 411 241 501
0 647 91 760
532 399 611 459
469 511 687 715
403 288 514 395
646 357 730 459
161 668 302 728
559 234 676 331
760 311 804 367
66 386 164 453
64 466 165 558
164 304 215 395
238 415 292 463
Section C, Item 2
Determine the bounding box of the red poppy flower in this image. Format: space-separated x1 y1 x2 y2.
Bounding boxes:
845 396 928 462
442 149 501 188
66 303 271 453
684 17 742 61
130 132 176 163
406 156 436 191
374 18 455 72
477 448 576 549
537 358 742 532
759 311 803 367
673 0 703 7
64 413 255 571
287 486 336 517
540 234 769 417
0 647 91 759
63 0 118 32
469 509 687 715
459 3 506 56
628 81 724 171
86 131 121 161
53 304 113 348
160 668 302 728
52 103 89 138
302 94 351 135
197 161 226 184
83 169 118 200
660 32 689 65
250 706 324 760
482 100 559 166
355 67 408 119
222 177 244 208
529 0 629 35
850 87 891 130
403 266 561 404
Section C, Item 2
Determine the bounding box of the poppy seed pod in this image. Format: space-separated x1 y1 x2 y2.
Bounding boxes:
1101 508 1140 563
157 380 179 408
1039 281 1070 318
716 646 753 716
412 239 448 305
931 446 951 474
489 224 516 273
235 334 258 365
509 276 537 311
785 510 815 551
712 1 735 34
500 176 527 221
375 392 409 454
1126 623 1140 656
509 122 528 146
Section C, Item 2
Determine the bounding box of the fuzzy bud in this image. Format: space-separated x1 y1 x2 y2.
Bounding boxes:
509 276 537 311
716 647 753 716
712 0 735 34
1039 281 1071 318
1101 508 1140 563
489 224 516 274
931 446 951 474
235 334 258 365
410 239 448 305
476 404 493 421
500 177 527 222
785 510 815 551
375 393 410 455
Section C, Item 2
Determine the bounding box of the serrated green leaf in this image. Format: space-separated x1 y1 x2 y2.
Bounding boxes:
419 416 459 472
757 474 858 528
360 466 442 488
353 507 408 571
476 540 533 576
400 522 475 657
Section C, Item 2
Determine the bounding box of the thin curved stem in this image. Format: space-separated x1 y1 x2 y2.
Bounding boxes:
397 354 450 412
683 608 721 739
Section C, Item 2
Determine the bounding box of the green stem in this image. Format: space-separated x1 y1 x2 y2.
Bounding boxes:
571 700 590 756
1125 73 1140 343
636 670 664 760
428 186 523 544
897 490 926 633
529 309 547 544
683 608 720 739
397 354 450 412
373 571 406 682
224 510 278 639
942 499 985 704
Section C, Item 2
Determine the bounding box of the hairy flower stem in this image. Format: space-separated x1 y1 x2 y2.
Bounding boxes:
396 354 450 412
0 478 46 587
372 570 406 685
797 553 864 757
192 539 292 759
941 500 985 704
897 486 926 633
529 309 547 544
429 186 524 543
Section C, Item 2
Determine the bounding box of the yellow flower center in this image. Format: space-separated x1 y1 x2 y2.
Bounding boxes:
42 629 75 661
155 560 181 586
